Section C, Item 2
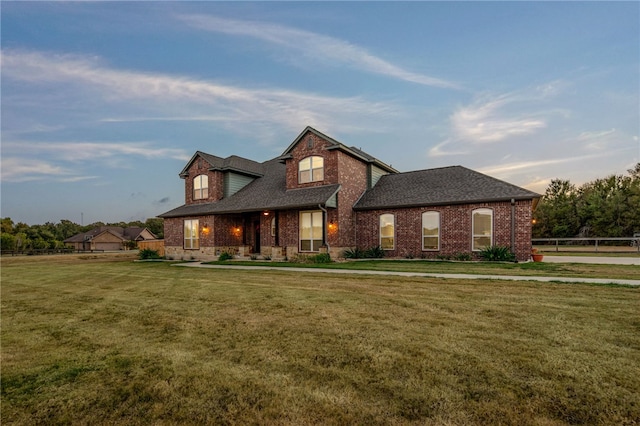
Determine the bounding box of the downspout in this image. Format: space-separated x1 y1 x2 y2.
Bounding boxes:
510 198 516 257
318 204 329 253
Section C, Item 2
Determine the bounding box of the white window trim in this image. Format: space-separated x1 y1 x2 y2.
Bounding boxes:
472 208 493 251
379 213 395 251
422 211 440 251
184 219 199 250
298 156 324 184
299 211 323 252
193 174 208 200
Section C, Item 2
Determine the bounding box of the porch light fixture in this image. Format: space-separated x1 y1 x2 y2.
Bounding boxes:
202 224 210 235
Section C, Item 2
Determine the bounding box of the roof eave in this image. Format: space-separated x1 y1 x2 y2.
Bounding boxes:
353 195 540 211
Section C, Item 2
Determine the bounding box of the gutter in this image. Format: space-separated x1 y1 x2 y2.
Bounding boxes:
318 204 330 253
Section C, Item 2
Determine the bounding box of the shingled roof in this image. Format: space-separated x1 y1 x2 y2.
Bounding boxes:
179 152 264 178
354 166 540 210
160 159 340 217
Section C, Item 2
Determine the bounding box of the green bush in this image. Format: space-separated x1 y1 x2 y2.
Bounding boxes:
218 252 234 261
479 246 516 262
363 246 385 259
138 248 161 260
310 253 331 263
454 252 473 261
343 246 385 259
342 247 364 259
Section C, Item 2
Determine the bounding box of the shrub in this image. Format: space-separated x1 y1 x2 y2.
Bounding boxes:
363 246 385 259
479 246 516 262
138 248 161 260
343 246 384 259
342 247 364 259
310 253 331 264
454 252 473 261
218 252 234 261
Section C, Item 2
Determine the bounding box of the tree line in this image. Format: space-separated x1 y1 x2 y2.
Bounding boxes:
0 218 164 251
532 163 640 238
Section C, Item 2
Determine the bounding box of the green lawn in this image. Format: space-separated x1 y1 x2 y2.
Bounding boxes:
207 258 640 281
2 254 639 425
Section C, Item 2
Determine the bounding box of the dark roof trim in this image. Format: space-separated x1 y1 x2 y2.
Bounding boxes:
179 152 264 178
281 126 397 173
353 195 539 211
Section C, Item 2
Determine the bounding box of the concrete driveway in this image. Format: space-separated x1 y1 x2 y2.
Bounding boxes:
542 255 640 265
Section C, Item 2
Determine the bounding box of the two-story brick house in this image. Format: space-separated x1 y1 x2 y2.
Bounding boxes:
159 126 540 261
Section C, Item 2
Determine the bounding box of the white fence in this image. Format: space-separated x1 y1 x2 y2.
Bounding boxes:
532 237 640 253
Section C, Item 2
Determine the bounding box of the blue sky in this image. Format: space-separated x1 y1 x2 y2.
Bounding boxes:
2 1 638 225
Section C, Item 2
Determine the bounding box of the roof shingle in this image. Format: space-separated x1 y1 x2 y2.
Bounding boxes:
354 166 540 210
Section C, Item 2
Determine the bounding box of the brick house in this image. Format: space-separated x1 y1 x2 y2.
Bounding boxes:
159 127 540 261
64 226 157 251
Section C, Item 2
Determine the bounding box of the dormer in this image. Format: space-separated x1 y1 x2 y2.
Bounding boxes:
279 126 398 191
179 151 264 205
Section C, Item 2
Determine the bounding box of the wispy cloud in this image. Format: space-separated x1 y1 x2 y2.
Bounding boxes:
1 49 399 136
429 86 564 157
179 14 460 90
450 94 547 143
0 157 89 183
1 141 191 182
2 141 191 162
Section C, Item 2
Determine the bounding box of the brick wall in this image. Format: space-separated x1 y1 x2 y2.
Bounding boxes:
355 200 533 261
183 156 224 204
285 133 338 189
334 151 367 248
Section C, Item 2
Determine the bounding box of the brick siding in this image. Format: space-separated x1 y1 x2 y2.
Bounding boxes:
355 200 533 261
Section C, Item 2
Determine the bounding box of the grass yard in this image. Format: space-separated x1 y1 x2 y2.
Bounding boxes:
2 254 639 425
207 258 640 281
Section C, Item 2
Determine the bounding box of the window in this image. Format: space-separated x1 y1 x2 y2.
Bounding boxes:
271 217 276 237
298 156 324 183
193 175 208 200
300 211 323 252
380 214 395 250
472 208 493 251
422 211 440 250
184 219 199 249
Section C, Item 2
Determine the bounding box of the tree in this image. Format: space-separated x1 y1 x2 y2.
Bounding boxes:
533 179 580 238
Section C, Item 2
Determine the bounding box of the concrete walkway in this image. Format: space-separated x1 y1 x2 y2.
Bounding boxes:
542 255 640 265
176 262 640 286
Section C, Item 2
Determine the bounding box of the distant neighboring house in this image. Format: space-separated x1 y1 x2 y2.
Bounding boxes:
64 226 157 251
159 126 540 261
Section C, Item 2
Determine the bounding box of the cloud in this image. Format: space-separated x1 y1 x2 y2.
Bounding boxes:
2 141 191 162
1 141 191 182
0 157 90 183
428 87 563 157
1 49 399 136
179 14 460 90
450 94 547 143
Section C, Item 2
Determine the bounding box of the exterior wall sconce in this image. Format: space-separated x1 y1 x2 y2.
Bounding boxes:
232 226 241 237
328 221 337 232
202 224 210 235
263 211 270 216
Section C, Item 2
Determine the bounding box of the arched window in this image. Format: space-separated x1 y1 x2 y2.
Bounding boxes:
472 208 493 251
380 214 395 250
298 156 324 183
422 211 440 251
193 174 208 200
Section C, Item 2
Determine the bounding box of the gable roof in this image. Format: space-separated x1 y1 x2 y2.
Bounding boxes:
63 227 157 243
354 166 540 210
160 159 341 217
280 126 398 173
179 151 264 178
